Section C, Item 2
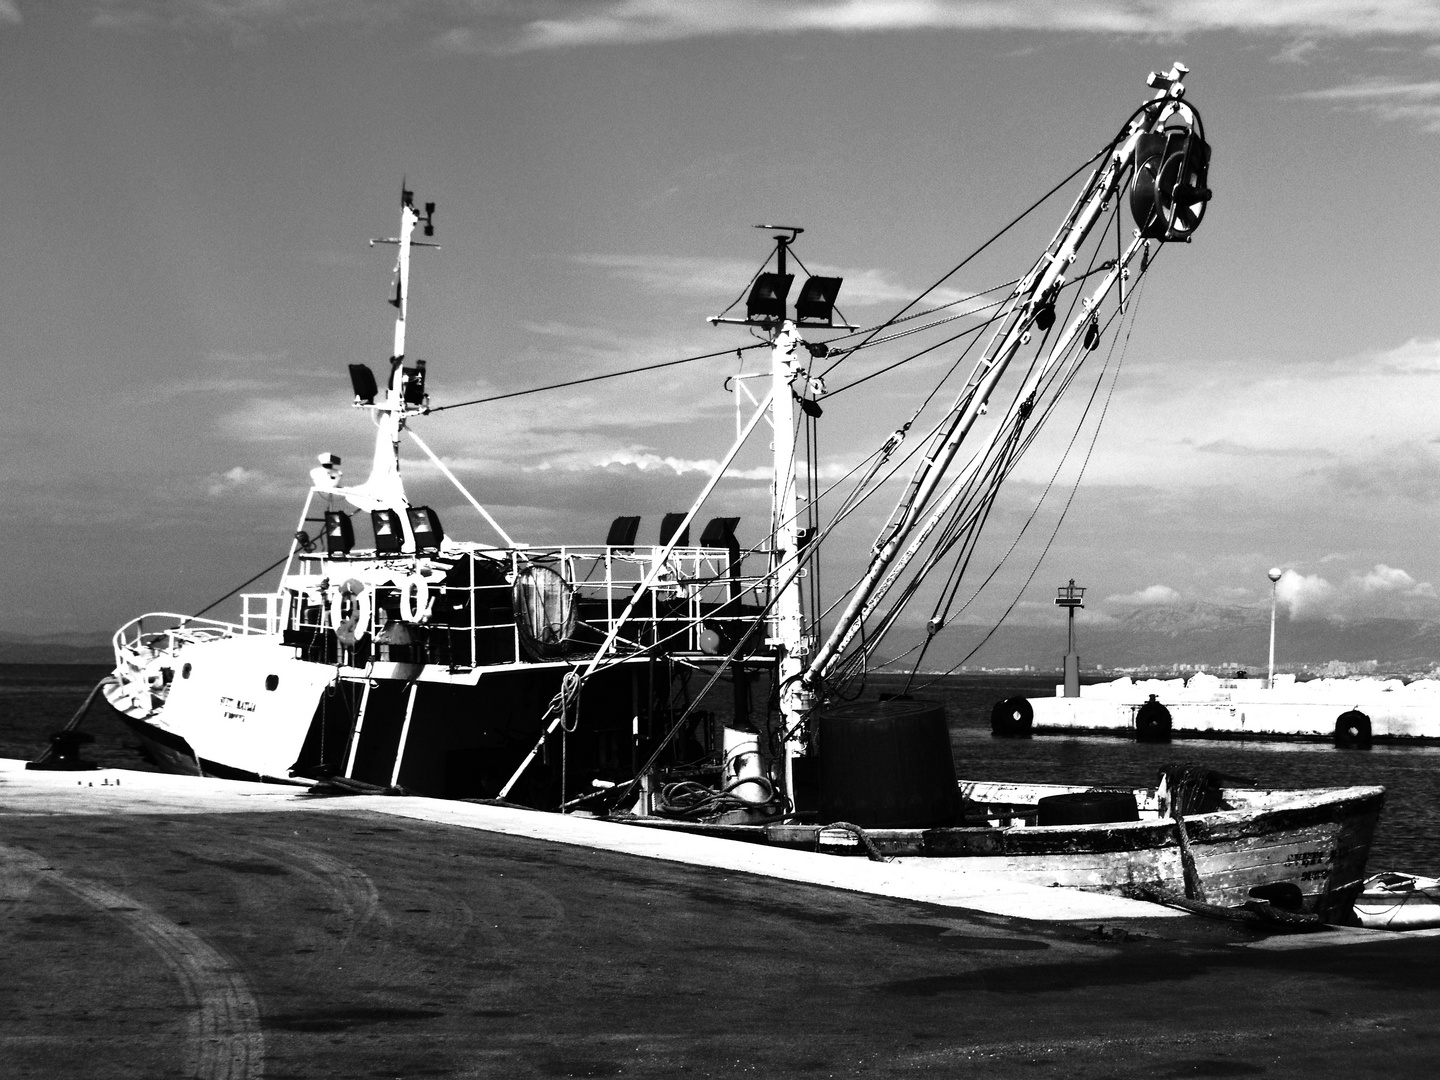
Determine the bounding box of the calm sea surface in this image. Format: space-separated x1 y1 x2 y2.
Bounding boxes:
5 664 1439 876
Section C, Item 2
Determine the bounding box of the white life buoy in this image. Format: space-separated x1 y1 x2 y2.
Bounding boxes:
399 577 430 623
331 579 372 647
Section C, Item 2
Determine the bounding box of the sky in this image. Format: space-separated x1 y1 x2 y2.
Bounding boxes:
3 1 1440 651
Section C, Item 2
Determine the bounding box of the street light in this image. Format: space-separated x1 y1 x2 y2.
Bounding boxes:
1267 567 1283 689
1055 579 1086 698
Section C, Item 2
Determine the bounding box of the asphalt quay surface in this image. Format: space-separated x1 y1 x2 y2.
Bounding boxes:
4 763 1440 1079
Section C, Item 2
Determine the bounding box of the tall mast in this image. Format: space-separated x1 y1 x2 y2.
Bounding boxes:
708 226 846 797
770 318 811 797
350 188 437 535
374 191 419 495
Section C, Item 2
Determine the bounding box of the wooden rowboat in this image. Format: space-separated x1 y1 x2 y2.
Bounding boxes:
1353 872 1440 930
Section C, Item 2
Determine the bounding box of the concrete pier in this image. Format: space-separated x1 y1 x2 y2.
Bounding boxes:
4 761 1439 1078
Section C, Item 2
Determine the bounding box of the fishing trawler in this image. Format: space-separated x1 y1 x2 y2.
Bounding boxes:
69 64 1384 924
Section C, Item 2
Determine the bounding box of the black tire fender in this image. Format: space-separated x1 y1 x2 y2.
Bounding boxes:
990 696 1034 738
1134 695 1172 743
1334 709 1372 748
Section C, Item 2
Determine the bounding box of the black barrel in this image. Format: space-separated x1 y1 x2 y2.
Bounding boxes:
817 699 960 828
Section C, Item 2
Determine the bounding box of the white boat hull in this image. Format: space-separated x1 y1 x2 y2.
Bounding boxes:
1353 873 1440 930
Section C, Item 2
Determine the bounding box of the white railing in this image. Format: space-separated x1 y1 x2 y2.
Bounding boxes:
109 612 252 714
111 612 248 662
281 543 778 670
241 592 286 636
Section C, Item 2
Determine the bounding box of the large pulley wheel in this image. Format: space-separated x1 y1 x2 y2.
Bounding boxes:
1130 129 1212 242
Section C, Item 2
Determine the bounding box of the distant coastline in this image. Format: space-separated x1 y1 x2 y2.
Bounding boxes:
0 637 111 665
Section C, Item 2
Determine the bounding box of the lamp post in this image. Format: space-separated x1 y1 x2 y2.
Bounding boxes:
1267 567 1283 689
1055 579 1086 697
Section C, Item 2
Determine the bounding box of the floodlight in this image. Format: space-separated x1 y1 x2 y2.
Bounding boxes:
746 273 793 322
372 509 404 554
407 506 444 552
348 364 379 404
660 513 690 547
324 511 355 555
795 276 842 325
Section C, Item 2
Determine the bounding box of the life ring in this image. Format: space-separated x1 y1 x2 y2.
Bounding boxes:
398 577 430 623
1135 695 1172 742
331 579 371 647
990 697 1034 738
1334 709 1372 748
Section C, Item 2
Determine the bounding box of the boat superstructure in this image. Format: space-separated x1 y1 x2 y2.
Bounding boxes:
104 187 784 806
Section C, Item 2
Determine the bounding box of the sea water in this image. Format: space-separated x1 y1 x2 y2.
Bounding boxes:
5 664 1438 876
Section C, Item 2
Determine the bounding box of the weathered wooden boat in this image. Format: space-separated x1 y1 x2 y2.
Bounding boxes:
624 777 1384 926
41 62 1387 924
612 699 1382 924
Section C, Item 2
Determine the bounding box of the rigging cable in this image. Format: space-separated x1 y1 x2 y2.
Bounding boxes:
821 261 1119 398
426 343 767 414
423 102 1171 419
838 205 1131 686
910 263 1155 692
817 147 1108 381
191 552 293 620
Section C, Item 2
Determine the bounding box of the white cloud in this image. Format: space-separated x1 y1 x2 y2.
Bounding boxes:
1275 569 1338 618
1106 583 1181 605
1375 336 1440 374
570 253 978 315
85 1 1440 51
1046 337 1440 493
220 395 361 442
536 447 772 480
0 1 20 27
788 262 976 311
570 253 757 299
1276 564 1440 621
1271 37 1323 64
89 1 398 41
204 465 297 501
1358 563 1436 596
1295 78 1440 132
502 1 1440 52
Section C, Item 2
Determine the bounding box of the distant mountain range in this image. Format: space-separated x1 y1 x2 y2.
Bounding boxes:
941 602 1440 675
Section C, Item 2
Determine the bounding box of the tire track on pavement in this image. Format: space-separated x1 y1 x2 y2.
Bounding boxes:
1 843 263 1080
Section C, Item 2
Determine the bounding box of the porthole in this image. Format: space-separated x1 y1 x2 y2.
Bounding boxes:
265 674 279 691
182 663 192 679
